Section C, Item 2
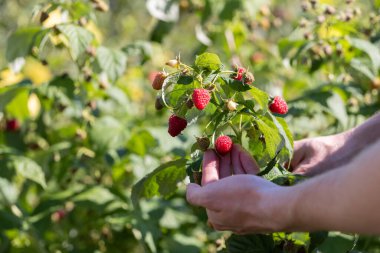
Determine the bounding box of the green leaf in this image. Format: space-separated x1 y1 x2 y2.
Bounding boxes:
349 37 380 72
248 87 270 112
0 82 30 112
12 156 46 189
122 40 152 64
0 178 19 205
177 75 194 85
126 130 157 156
57 24 94 60
316 232 356 252
309 231 328 252
6 27 42 61
131 159 188 208
228 79 252 92
94 46 127 82
89 116 129 153
73 186 116 206
150 20 175 43
5 89 30 121
49 75 75 98
255 115 283 159
226 234 275 253
0 209 22 230
194 52 222 71
219 0 242 20
269 115 293 161
326 92 348 128
349 58 375 80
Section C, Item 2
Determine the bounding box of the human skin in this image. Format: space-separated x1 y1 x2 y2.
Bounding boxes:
291 113 380 175
186 134 380 234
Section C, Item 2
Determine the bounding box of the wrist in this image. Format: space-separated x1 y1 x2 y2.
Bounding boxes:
260 185 298 232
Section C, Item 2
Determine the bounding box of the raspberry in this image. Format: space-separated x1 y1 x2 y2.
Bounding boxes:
155 96 164 110
152 71 167 90
51 209 66 223
168 115 187 137
215 135 233 155
196 136 210 151
192 89 211 110
269 96 288 115
6 119 20 132
232 67 246 81
244 72 255 85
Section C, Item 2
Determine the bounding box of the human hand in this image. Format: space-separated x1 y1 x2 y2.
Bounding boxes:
290 133 348 176
186 145 291 234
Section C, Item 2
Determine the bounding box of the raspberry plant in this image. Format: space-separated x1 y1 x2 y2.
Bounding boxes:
132 53 327 252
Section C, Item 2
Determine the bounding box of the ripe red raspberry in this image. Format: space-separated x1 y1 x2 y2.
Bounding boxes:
269 96 288 114
215 135 233 155
6 119 20 132
192 89 211 110
152 71 167 90
168 115 187 137
232 67 246 81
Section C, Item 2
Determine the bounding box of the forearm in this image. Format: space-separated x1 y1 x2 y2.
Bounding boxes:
277 140 380 234
339 112 380 161
319 113 380 171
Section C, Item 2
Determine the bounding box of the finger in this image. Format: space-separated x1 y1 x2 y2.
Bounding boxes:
239 148 259 174
186 183 220 211
232 144 245 174
186 183 207 207
202 150 219 186
219 152 231 178
289 141 306 170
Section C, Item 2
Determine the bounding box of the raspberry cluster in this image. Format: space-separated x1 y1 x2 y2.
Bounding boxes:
150 54 288 156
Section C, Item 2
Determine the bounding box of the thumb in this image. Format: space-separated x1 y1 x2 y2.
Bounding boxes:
186 183 207 207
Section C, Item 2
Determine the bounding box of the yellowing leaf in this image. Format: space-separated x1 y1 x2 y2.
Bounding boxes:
0 69 23 88
22 58 52 85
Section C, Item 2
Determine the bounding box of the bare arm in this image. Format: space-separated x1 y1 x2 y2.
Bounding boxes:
285 139 380 234
291 113 380 175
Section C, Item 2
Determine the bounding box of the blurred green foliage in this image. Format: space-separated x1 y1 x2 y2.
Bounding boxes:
0 0 379 252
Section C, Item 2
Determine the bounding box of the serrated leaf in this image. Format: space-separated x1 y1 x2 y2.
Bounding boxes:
12 156 46 189
89 116 129 153
255 116 282 159
6 27 42 62
349 58 375 80
94 46 127 82
228 79 252 92
57 24 94 60
269 115 293 161
131 159 188 208
349 37 380 71
226 234 275 253
194 53 222 71
177 75 194 85
248 87 269 112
